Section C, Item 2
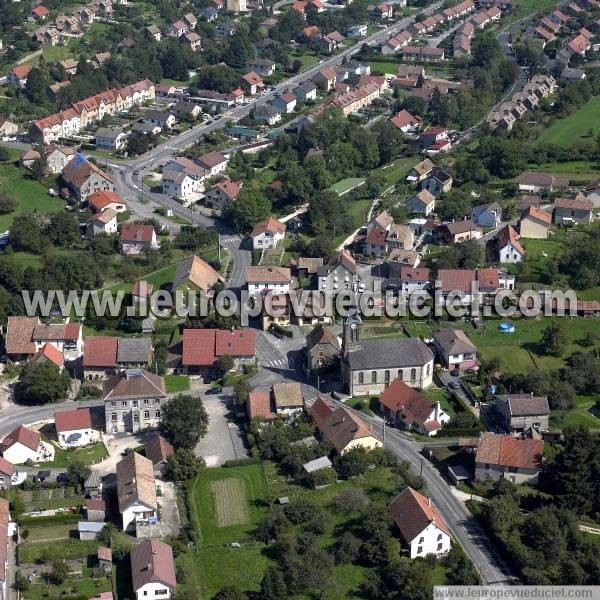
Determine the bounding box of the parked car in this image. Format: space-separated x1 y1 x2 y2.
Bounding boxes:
206 386 222 395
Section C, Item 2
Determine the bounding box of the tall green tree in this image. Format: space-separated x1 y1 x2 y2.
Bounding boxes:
159 394 209 449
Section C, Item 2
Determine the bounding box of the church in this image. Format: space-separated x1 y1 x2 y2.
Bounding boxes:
340 309 434 397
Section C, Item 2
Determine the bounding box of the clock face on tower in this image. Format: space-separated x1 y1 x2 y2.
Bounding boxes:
351 323 356 330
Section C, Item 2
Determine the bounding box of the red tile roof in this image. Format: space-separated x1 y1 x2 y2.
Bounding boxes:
251 217 286 237
523 206 551 225
131 539 176 591
0 457 15 476
215 329 256 357
400 265 429 281
33 343 64 368
83 336 118 367
390 109 421 130
247 390 276 420
2 425 40 452
475 432 543 470
182 329 256 366
145 434 174 466
88 190 126 212
379 380 438 431
321 406 381 452
497 224 524 255
120 223 155 243
388 487 450 543
310 396 336 429
31 5 50 17
11 65 32 80
5 316 38 355
54 408 92 433
554 196 593 211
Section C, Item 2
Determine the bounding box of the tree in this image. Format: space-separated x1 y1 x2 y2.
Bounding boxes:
260 567 287 600
48 560 70 585
67 460 91 488
229 186 271 232
127 132 152 156
9 213 44 252
23 66 49 103
540 322 569 357
159 394 209 449
216 355 235 377
335 487 370 513
0 193 17 215
0 148 9 163
335 446 371 478
14 362 71 405
166 448 205 481
195 65 240 93
174 226 217 251
233 379 250 407
46 211 79 246
13 572 29 592
333 531 361 564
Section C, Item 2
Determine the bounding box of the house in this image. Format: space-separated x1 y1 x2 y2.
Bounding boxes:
120 224 159 255
365 228 388 257
273 382 304 417
30 342 64 371
497 224 524 263
438 267 514 304
293 80 318 101
474 432 544 484
406 158 435 183
104 369 167 433
95 126 128 151
390 109 422 134
145 434 174 474
246 266 292 295
88 190 127 213
183 31 202 51
117 452 158 532
1 425 42 464
167 20 189 37
388 487 451 558
314 68 337 91
553 196 593 225
347 24 368 37
85 498 106 522
54 408 94 448
421 167 453 197
62 155 114 201
240 72 264 95
131 539 176 600
83 335 150 380
317 250 357 293
145 24 162 41
368 3 393 19
162 170 198 203
519 206 551 239
406 190 436 216
494 394 550 432
395 265 429 296
204 179 243 212
0 457 16 490
171 254 222 292
471 201 502 227
29 5 50 20
517 171 560 193
561 66 586 82
44 144 77 174
0 118 18 139
142 110 176 130
96 547 112 577
251 217 286 250
6 65 32 87
246 58 276 77
176 328 256 376
253 104 282 125
174 101 202 121
272 91 297 113
319 406 382 453
247 390 277 421
433 329 477 371
341 314 435 395
437 219 482 244
419 127 449 149
304 324 340 372
197 151 228 176
88 210 118 236
379 379 450 435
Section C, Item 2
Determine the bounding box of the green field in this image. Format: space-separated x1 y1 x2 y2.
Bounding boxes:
0 159 66 231
368 60 402 75
165 374 190 392
329 177 365 195
538 96 600 147
23 566 112 600
18 538 103 564
32 441 108 468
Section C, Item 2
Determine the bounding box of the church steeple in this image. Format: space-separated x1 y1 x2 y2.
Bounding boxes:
342 293 362 355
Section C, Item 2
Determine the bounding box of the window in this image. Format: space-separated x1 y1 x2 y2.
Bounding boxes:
410 368 416 382
133 401 138 408
419 537 424 543
437 543 443 551
111 413 117 422
437 534 443 541
384 370 390 383
134 414 139 422
426 363 431 376
144 411 150 419
358 372 364 384
371 371 377 384
121 401 127 407
110 401 116 408
155 411 160 418
398 369 403 380
144 399 149 405
417 546 423 554
484 463 490 470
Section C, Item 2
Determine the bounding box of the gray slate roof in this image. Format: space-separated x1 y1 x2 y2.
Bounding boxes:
496 394 549 417
303 456 333 473
346 338 433 370
117 337 152 364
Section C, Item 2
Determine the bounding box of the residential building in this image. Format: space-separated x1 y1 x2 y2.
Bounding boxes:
553 196 593 225
145 24 162 41
88 190 127 213
317 250 357 292
314 68 337 90
83 336 152 380
6 65 31 87
494 394 550 432
240 71 264 95
388 487 451 558
273 382 304 417
86 499 107 522
117 452 158 532
436 219 482 244
406 189 436 216
421 167 453 197
272 91 297 113
62 155 114 201
390 109 422 134
319 405 382 453
131 539 176 599
471 201 502 227
379 379 450 436
433 329 477 370
394 265 429 296
54 408 94 448
304 324 340 372
474 432 544 484
95 126 128 151
246 58 276 76
183 31 202 51
1 425 42 464
145 434 175 475
44 144 77 174
341 311 434 395
141 110 175 130
0 457 16 490
197 151 228 175
519 206 551 238
517 171 561 193
293 80 318 101
251 217 286 249
246 266 292 295
0 118 18 139
104 369 166 433
120 224 159 255
247 390 277 421
204 179 243 212
347 24 368 37
253 104 282 125
406 158 435 183
171 254 222 292
497 224 524 263
88 210 118 236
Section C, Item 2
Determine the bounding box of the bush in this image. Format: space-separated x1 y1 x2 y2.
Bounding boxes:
18 512 82 526
223 457 261 468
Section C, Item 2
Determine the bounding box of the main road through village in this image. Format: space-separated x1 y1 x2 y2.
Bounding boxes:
0 0 522 584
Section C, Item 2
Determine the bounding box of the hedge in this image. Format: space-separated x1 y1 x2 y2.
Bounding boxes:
223 457 261 468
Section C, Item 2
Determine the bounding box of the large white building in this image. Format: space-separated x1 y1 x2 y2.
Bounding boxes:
54 408 94 448
388 487 451 558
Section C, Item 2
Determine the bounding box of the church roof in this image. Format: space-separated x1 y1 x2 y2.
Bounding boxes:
345 338 433 370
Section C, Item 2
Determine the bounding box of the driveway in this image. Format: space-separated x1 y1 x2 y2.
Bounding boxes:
157 480 181 536
195 393 249 467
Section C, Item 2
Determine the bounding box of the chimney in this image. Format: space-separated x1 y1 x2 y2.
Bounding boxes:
428 497 431 506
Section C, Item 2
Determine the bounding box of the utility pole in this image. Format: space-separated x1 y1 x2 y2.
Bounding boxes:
383 418 386 447
218 234 221 262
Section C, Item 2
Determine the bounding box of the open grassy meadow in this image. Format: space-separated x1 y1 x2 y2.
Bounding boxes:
537 96 600 147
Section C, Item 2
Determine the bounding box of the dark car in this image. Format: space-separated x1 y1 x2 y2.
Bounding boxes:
36 470 51 482
449 381 461 390
206 386 222 395
450 369 460 377
56 473 69 486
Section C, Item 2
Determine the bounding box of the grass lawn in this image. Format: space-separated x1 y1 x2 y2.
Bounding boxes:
22 523 75 543
32 441 108 469
329 177 365 196
0 160 66 230
18 538 102 564
551 395 600 430
537 96 600 147
375 156 417 189
423 387 455 417
23 567 111 600
368 60 402 75
344 395 378 416
525 160 600 179
165 374 190 393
